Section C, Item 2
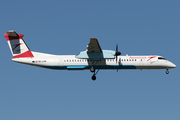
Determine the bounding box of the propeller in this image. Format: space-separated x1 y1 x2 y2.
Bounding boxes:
115 44 121 63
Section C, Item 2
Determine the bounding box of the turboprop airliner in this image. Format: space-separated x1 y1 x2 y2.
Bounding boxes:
4 31 176 80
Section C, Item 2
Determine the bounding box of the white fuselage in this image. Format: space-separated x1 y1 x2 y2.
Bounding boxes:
12 52 176 70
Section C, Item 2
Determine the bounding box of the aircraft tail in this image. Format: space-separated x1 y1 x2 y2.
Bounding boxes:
4 31 34 58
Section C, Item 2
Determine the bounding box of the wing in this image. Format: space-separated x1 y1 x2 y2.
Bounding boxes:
87 38 102 53
76 38 115 60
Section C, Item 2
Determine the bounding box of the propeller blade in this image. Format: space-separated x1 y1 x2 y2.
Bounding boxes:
116 44 118 52
116 44 119 71
115 44 121 63
116 55 117 63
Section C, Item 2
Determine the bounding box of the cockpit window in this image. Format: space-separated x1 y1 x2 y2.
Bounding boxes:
158 57 166 60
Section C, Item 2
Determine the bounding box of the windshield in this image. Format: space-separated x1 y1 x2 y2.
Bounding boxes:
158 57 166 60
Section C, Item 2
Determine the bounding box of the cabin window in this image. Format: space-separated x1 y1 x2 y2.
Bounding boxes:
127 59 128 61
129 59 131 61
132 59 134 61
122 59 123 61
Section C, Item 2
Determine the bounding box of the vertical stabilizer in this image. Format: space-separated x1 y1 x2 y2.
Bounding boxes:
4 31 34 58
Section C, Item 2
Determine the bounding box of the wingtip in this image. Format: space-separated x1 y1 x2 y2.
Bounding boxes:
90 38 97 39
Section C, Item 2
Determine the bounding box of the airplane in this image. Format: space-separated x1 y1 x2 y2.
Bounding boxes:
4 31 176 80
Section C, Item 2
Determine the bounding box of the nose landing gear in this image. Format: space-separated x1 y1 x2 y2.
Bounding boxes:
166 69 169 74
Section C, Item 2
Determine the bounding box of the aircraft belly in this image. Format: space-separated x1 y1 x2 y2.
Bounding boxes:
42 65 137 70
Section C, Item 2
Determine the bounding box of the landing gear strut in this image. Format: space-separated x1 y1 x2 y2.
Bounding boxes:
90 66 95 72
166 69 169 74
90 61 99 80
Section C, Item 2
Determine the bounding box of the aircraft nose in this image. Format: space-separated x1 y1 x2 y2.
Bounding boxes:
167 61 176 68
172 63 176 68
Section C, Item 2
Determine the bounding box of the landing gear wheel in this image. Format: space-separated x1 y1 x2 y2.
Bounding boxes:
166 69 169 74
90 66 95 72
92 75 96 81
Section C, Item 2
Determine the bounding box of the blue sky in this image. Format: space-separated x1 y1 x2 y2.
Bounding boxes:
0 0 180 120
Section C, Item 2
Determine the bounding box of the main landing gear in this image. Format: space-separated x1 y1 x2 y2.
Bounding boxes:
90 66 99 81
166 69 169 74
92 75 96 81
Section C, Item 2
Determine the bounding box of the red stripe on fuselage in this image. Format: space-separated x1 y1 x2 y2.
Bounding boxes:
147 56 156 61
13 50 34 58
